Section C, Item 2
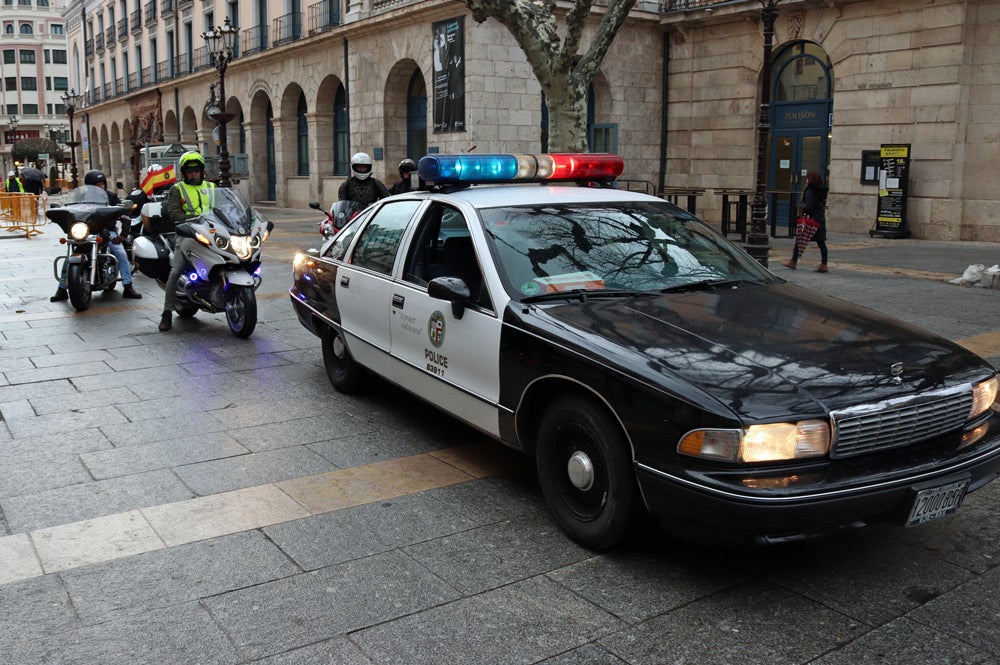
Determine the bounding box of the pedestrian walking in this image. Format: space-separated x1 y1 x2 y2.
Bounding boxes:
783 170 829 272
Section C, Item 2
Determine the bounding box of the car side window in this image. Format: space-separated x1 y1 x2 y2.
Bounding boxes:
403 203 490 309
348 200 421 275
323 216 363 261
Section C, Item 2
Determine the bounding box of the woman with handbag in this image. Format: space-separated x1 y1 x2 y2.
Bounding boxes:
782 170 829 272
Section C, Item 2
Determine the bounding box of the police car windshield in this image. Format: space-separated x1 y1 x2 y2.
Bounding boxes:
479 201 774 300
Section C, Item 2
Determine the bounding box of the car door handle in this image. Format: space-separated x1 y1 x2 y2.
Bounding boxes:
392 294 405 309
340 275 350 288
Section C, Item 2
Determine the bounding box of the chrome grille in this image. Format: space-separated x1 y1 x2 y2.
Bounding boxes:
831 391 973 458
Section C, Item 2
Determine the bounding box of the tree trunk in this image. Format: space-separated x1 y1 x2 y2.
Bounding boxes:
462 0 637 153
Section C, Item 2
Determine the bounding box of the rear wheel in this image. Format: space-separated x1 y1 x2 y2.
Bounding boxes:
66 263 92 311
225 286 257 338
536 395 637 550
322 327 365 393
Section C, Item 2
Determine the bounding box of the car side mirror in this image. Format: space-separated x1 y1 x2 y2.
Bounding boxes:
427 276 471 319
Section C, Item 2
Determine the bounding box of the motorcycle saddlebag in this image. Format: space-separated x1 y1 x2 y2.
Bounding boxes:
132 236 172 282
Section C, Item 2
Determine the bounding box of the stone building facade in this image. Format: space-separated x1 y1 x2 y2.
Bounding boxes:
62 0 999 241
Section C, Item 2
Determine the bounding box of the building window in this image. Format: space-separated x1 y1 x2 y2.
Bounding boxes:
51 24 64 34
21 76 37 91
52 49 67 64
296 92 309 176
22 103 38 115
333 83 348 175
2 50 13 64
20 49 35 64
589 124 618 154
20 23 33 34
53 76 67 90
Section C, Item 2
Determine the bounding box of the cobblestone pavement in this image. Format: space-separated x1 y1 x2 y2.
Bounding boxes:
1 213 999 664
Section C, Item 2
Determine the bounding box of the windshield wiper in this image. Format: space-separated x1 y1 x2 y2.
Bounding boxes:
659 278 760 293
520 288 647 304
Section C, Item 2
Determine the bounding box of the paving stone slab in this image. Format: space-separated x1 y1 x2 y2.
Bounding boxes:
232 412 375 453
905 567 1000 658
59 530 301 624
402 511 594 595
811 616 995 665
173 445 336 496
79 431 249 479
0 574 79 650
1 468 194 533
351 575 624 665
251 637 375 665
9 601 242 665
263 492 479 570
204 549 461 660
599 580 866 665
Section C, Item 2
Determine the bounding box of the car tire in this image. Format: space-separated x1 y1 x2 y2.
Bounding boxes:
322 327 365 393
536 395 637 550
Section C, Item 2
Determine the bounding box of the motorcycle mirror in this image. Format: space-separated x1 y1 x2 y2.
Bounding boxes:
116 181 125 190
174 222 195 238
308 201 321 211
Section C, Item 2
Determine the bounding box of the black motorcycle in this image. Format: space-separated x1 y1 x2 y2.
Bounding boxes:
47 185 130 312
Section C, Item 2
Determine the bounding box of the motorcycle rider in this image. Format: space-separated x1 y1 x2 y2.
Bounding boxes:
338 152 389 209
388 158 418 195
158 151 216 331
50 169 142 302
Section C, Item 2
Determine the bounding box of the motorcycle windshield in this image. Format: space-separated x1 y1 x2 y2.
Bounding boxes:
203 188 264 234
48 184 113 206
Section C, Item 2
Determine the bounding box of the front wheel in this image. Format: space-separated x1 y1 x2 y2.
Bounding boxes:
66 262 92 311
321 327 365 393
536 395 637 550
224 285 257 338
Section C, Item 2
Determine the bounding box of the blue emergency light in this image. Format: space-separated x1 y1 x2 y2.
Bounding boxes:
417 153 624 186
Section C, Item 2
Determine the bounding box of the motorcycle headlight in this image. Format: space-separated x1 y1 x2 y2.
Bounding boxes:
70 222 90 240
229 235 252 260
250 235 261 249
215 235 230 251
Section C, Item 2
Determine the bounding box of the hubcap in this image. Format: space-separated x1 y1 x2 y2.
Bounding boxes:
333 335 346 360
567 451 595 491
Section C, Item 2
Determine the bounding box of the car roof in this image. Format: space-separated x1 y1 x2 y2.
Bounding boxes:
424 184 666 210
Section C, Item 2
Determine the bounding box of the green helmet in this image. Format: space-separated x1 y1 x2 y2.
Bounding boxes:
179 151 206 171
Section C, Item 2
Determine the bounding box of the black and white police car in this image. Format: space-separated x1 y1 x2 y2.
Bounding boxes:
291 153 1000 549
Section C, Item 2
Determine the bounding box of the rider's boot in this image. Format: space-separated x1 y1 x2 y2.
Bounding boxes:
158 310 172 331
122 283 142 299
50 287 68 302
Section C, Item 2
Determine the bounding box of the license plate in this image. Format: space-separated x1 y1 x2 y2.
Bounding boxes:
905 479 969 526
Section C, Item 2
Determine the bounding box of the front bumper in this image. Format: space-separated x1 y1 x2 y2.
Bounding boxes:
637 410 1000 544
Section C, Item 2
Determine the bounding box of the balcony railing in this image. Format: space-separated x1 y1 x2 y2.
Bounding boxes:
145 1 157 25
131 10 142 33
117 18 129 41
161 0 174 17
307 0 341 36
85 38 94 57
157 59 173 81
106 25 116 44
141 65 153 85
273 12 303 46
95 33 105 53
241 25 269 56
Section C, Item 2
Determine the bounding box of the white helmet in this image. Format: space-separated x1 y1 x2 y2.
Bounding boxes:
351 152 373 180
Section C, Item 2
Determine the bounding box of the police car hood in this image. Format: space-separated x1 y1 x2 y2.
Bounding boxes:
537 282 990 422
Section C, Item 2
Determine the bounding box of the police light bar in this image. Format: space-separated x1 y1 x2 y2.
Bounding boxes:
417 153 624 186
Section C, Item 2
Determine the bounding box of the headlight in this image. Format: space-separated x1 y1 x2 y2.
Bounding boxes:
215 236 230 251
970 376 998 419
70 222 89 240
229 235 252 260
678 420 830 463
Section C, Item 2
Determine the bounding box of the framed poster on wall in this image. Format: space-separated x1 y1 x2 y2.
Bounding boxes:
871 144 911 238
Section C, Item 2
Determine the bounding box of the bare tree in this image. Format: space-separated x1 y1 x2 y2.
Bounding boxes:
461 0 637 152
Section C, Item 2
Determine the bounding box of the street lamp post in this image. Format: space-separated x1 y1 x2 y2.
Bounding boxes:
61 89 83 188
747 0 783 267
202 16 238 188
8 115 19 176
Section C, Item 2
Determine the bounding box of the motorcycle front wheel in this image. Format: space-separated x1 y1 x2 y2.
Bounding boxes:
67 263 92 311
225 285 257 339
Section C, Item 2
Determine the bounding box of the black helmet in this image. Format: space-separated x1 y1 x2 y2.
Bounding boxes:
127 188 149 208
83 170 107 187
398 159 417 177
